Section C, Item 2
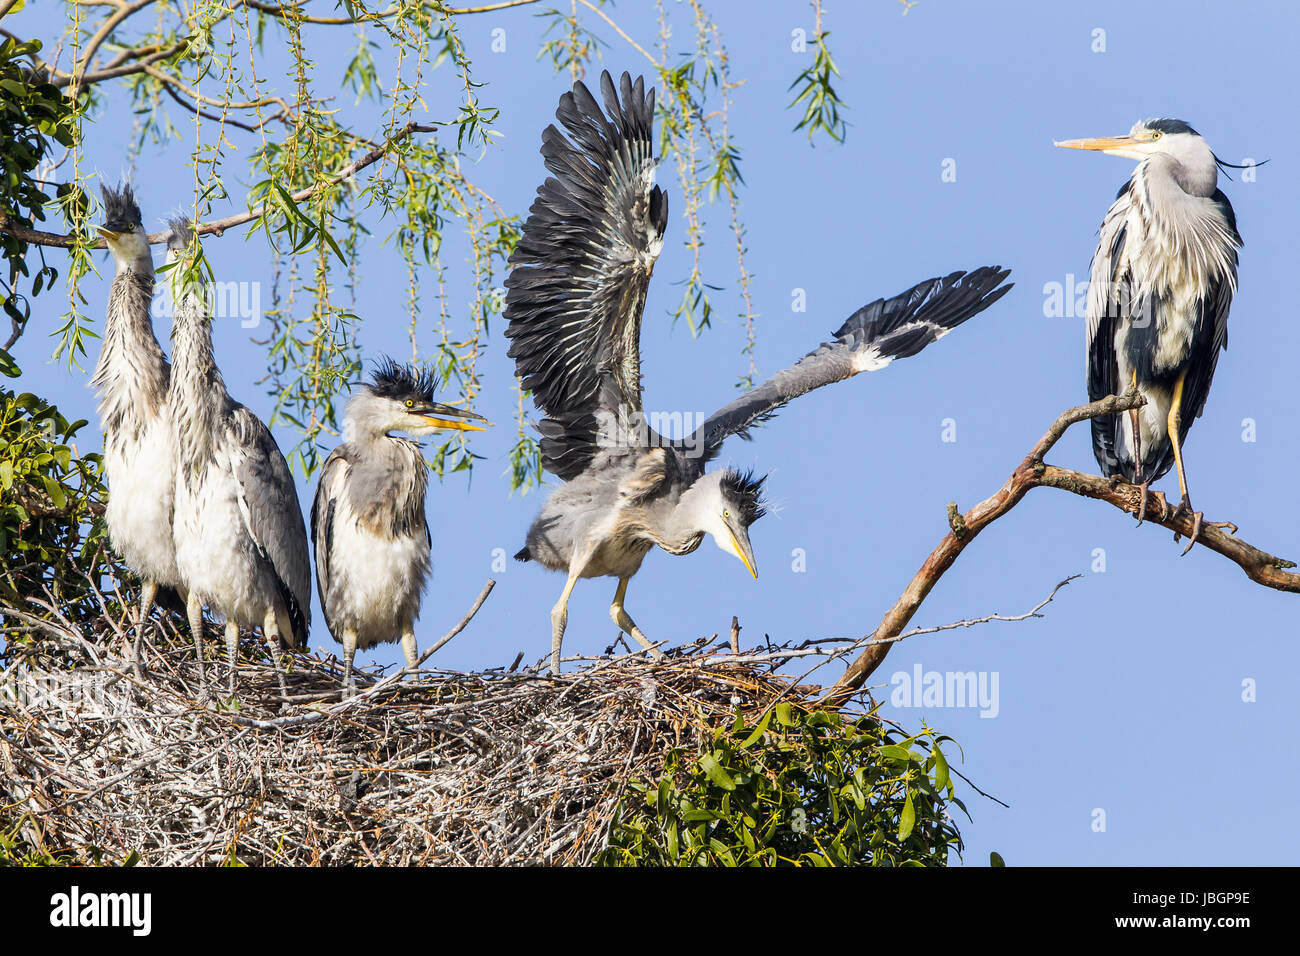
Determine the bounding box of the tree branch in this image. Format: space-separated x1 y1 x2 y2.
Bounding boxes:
0 120 437 250
821 388 1300 709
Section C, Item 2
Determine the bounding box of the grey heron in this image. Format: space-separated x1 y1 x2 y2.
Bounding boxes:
164 220 311 696
310 359 489 691
1056 119 1243 551
89 184 184 672
505 71 1013 673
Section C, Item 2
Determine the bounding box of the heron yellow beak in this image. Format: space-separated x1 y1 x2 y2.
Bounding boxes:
728 528 758 580
96 226 122 244
419 402 491 432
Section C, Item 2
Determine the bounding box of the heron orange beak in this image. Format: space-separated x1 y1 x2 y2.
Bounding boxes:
96 226 122 245
1054 135 1137 151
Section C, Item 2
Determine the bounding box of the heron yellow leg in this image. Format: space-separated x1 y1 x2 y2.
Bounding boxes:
1128 368 1143 481
401 626 419 671
341 627 358 697
1167 369 1191 504
262 606 289 706
609 577 665 661
550 572 581 675
186 590 206 683
132 579 158 678
225 619 240 695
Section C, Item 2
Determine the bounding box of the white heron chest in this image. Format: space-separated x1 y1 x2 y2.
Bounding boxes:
102 414 180 586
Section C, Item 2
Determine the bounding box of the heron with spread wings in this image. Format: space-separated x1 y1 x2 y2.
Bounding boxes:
505 72 1013 673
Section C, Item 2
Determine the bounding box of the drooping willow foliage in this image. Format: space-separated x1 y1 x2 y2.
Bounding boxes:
0 0 883 491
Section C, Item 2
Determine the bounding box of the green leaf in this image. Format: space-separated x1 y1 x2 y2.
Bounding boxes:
739 708 772 749
699 753 736 792
990 851 1006 867
898 791 916 841
932 744 951 792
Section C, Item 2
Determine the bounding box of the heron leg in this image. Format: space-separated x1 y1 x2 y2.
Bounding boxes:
401 626 419 675
187 590 206 683
132 579 158 678
263 607 290 707
225 619 240 695
609 577 665 661
1165 370 1207 556
341 628 358 699
550 572 580 675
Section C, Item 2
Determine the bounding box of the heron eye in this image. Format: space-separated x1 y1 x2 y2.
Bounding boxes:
723 508 730 518
405 399 414 408
1151 131 1162 141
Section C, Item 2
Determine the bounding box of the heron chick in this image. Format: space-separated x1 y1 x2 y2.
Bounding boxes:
311 360 489 691
506 72 1013 673
165 219 311 697
89 183 184 674
1056 119 1243 550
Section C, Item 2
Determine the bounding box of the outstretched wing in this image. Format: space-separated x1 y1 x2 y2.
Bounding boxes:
691 267 1013 460
504 70 668 480
228 406 312 648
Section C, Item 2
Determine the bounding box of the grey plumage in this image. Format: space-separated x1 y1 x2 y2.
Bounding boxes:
506 71 1014 673
1059 119 1241 542
165 219 311 695
310 359 488 691
89 183 183 672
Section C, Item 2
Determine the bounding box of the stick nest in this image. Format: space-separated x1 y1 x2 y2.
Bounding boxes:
0 601 825 866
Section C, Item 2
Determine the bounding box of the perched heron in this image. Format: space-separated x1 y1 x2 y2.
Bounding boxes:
311 360 489 691
165 220 311 696
505 72 1013 672
1056 120 1243 550
89 184 184 671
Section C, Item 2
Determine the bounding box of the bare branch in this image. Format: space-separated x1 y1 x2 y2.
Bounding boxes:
821 389 1300 709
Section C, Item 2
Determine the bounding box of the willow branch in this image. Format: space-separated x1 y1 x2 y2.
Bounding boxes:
821 387 1300 710
0 121 437 250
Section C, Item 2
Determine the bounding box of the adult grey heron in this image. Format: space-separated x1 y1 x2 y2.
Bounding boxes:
311 360 489 691
165 220 311 696
505 71 1013 673
1056 119 1243 551
89 184 184 672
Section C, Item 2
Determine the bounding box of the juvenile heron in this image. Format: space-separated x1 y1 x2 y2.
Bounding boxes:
165 220 311 696
506 72 1013 672
311 360 488 691
1056 119 1243 550
89 184 184 671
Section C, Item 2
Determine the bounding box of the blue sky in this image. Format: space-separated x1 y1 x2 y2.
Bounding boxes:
10 1 1300 865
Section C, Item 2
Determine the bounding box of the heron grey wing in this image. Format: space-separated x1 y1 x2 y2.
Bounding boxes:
504 71 668 480
1179 263 1236 434
1086 192 1130 474
228 406 312 647
692 267 1013 460
309 448 349 636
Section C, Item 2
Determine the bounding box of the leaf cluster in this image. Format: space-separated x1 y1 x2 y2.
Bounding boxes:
599 701 965 866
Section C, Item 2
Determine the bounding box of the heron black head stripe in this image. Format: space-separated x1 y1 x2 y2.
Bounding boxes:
368 358 439 406
101 182 143 229
1145 118 1199 137
719 467 768 526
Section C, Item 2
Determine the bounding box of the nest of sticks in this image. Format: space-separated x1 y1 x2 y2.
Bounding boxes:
0 577 861 866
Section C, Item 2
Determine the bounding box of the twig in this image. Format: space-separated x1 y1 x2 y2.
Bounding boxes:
822 389 1300 709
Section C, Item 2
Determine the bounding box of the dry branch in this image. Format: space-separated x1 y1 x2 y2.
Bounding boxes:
822 388 1300 708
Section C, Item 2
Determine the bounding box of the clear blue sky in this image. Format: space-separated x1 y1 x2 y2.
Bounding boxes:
11 1 1300 865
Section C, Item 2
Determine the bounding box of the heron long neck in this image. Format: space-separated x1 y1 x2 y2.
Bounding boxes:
1127 160 1238 298
90 269 169 440
346 434 430 539
169 283 227 477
